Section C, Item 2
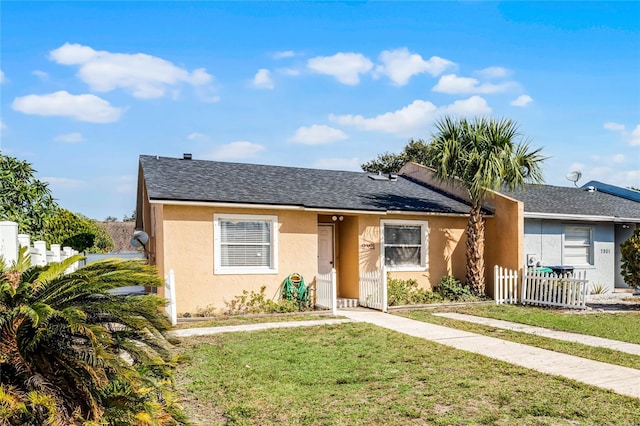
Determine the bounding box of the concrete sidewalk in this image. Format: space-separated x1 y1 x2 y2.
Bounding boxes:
340 309 640 399
433 312 640 356
171 318 352 338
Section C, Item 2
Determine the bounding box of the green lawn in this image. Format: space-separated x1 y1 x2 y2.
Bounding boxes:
422 304 640 344
174 323 640 425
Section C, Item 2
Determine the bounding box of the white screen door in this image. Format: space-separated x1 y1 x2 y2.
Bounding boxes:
318 225 334 274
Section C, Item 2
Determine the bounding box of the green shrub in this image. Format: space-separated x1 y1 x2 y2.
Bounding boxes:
225 286 302 315
387 276 442 306
620 227 640 288
435 275 475 301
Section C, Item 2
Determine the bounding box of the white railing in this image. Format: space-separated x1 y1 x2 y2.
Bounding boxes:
316 268 337 315
494 265 589 309
0 221 81 271
164 268 177 326
359 267 388 312
522 269 589 309
494 265 519 304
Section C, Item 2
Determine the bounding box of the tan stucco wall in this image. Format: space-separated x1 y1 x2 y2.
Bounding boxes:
484 192 524 298
158 205 318 315
337 216 359 298
358 214 468 291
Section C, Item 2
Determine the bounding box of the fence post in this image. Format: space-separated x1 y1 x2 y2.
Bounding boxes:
32 241 47 267
166 269 177 326
330 268 337 315
494 265 501 304
381 266 388 313
0 221 19 266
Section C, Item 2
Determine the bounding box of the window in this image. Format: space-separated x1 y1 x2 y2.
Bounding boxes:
563 225 593 266
214 214 278 274
381 220 429 271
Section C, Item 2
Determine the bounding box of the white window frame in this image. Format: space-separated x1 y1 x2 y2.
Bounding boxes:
562 224 594 267
214 214 278 275
380 219 429 272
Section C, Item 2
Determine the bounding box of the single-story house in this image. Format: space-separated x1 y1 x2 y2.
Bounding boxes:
500 183 640 292
135 155 520 315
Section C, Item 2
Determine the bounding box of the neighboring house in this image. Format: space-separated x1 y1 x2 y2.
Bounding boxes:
500 184 640 292
135 155 520 315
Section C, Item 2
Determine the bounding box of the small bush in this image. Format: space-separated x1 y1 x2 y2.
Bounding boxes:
225 286 303 315
620 227 640 288
388 276 442 306
435 275 475 301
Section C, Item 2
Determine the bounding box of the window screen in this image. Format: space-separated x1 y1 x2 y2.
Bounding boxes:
219 219 272 268
564 226 592 265
384 224 422 267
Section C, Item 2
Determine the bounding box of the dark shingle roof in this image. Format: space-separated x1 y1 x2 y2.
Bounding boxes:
139 155 477 215
501 184 640 220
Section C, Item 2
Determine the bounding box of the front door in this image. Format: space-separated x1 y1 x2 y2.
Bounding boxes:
318 224 334 274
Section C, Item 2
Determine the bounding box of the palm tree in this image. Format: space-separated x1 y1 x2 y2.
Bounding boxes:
426 116 545 295
0 250 188 424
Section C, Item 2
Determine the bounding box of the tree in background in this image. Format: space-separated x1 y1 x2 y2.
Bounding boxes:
1 154 114 253
361 139 431 174
44 209 114 253
0 154 58 238
425 116 545 294
620 227 640 289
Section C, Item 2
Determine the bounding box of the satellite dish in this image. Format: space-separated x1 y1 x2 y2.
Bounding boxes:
130 230 149 249
565 171 582 187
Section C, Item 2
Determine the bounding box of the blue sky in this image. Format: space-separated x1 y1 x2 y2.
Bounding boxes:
1 1 639 220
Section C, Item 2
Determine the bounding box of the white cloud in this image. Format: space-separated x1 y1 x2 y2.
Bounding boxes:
374 48 455 86
330 96 491 135
307 52 373 85
603 122 640 146
629 125 640 146
32 70 49 80
511 95 533 107
207 141 265 160
475 66 510 79
289 125 348 145
49 42 217 100
54 132 84 143
604 122 625 131
0 70 5 83
0 119 6 136
612 154 625 163
42 176 86 191
12 91 124 123
187 132 208 141
252 69 274 89
115 175 136 194
433 74 517 94
273 51 295 59
312 157 361 171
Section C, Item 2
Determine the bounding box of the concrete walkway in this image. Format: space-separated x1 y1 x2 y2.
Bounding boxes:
171 318 352 338
433 312 640 356
339 310 640 399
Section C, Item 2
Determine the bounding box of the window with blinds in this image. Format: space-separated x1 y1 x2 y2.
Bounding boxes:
214 214 278 274
381 220 428 270
563 225 593 266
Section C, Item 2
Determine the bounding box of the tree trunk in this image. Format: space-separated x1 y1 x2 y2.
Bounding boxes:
465 204 485 295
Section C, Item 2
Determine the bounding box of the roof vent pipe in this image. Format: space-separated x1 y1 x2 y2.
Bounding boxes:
183 153 192 160
585 186 596 193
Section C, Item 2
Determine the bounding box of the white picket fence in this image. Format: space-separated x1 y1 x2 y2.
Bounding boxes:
0 221 81 271
164 268 177 326
316 268 337 315
359 267 388 312
494 265 589 309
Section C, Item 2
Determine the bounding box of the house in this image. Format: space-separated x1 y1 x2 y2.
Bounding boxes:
135 155 520 315
499 183 640 292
